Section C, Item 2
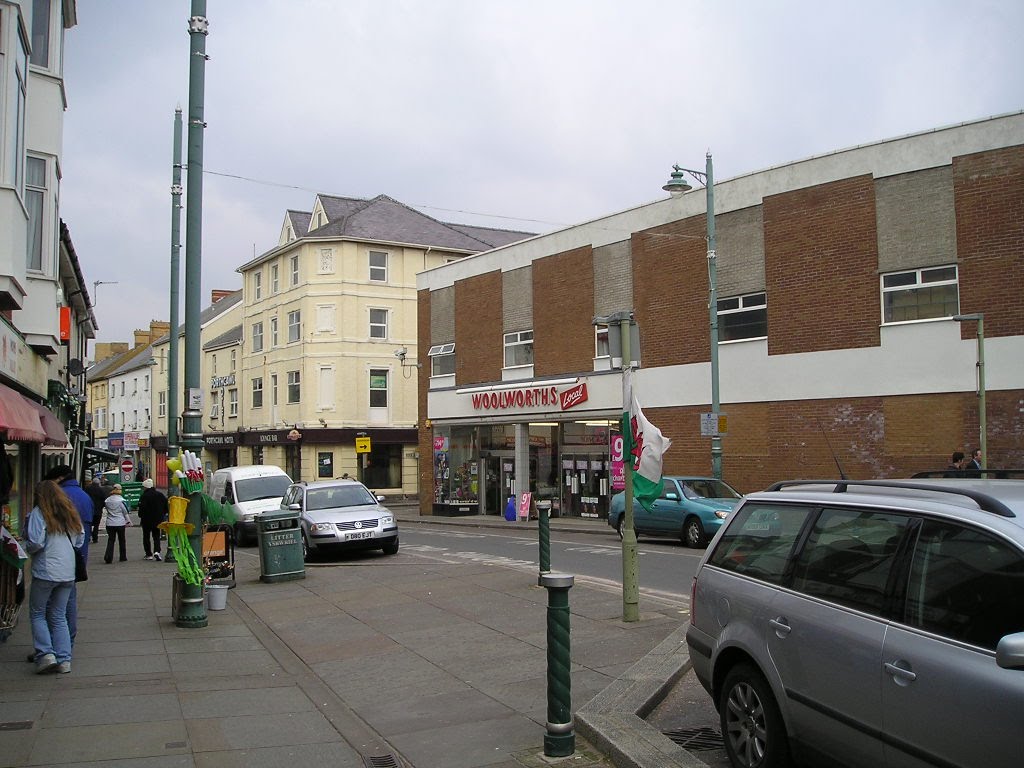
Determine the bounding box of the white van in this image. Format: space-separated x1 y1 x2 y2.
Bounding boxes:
209 465 292 545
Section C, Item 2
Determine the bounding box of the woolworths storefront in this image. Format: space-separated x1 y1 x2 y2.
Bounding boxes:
426 373 626 519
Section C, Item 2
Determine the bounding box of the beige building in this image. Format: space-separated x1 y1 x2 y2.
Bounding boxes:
229 194 532 494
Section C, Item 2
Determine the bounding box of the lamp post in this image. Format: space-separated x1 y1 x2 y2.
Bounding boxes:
953 313 986 467
663 153 722 480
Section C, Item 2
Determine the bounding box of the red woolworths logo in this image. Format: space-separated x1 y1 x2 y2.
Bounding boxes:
471 387 559 411
559 382 589 411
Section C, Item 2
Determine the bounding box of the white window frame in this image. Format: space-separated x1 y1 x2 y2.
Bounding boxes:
881 265 960 325
504 330 534 368
288 310 301 343
287 370 301 404
369 250 388 282
270 316 278 348
251 322 264 353
11 30 28 196
209 400 220 419
271 374 278 406
369 308 388 339
594 325 610 359
26 156 46 272
230 348 237 372
717 292 768 342
228 388 238 418
428 343 455 377
253 270 262 301
30 0 52 68
290 254 299 286
271 264 279 294
158 392 166 418
252 377 263 408
369 369 389 408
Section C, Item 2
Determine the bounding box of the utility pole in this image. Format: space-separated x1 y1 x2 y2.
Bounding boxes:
169 107 183 454
176 0 209 629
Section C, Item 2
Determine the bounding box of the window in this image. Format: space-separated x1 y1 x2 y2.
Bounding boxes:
132 378 138 395
595 324 610 358
251 322 264 352
902 521 1024 651
290 255 299 285
228 389 238 417
287 370 300 403
504 330 534 368
253 271 263 300
271 264 279 294
318 366 335 409
209 398 220 419
252 377 263 408
132 410 138 429
30 0 51 67
881 265 959 324
790 507 910 615
428 343 455 376
158 391 166 418
144 409 150 427
369 308 388 339
718 292 767 341
144 375 150 392
26 157 46 271
708 503 814 585
270 317 278 348
120 382 125 396
10 31 28 195
288 310 301 343
212 355 217 375
319 248 334 274
369 369 388 408
271 374 278 406
369 250 388 282
110 384 115 398
230 349 237 372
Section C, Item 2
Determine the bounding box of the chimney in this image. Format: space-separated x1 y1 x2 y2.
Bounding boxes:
94 342 128 363
211 289 234 304
133 329 150 348
149 320 171 340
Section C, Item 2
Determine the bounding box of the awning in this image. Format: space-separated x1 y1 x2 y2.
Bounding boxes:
0 384 46 443
27 399 69 447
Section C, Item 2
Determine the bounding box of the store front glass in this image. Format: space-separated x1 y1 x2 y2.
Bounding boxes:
432 426 479 515
560 421 614 520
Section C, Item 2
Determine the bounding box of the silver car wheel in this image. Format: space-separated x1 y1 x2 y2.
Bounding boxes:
684 517 705 548
719 664 789 768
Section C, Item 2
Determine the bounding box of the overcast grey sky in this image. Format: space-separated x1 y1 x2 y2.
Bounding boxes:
62 1 1024 346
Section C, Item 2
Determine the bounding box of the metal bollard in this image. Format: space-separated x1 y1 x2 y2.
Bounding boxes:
541 572 575 757
537 499 551 585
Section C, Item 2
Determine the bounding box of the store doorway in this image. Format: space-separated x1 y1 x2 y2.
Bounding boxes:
482 452 515 515
561 450 610 519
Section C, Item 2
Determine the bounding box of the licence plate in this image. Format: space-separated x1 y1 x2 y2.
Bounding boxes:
345 530 374 541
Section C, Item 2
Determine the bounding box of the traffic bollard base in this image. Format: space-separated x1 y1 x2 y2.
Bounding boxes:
543 730 575 758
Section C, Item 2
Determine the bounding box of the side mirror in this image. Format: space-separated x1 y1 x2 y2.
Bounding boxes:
376 495 385 503
664 493 679 501
288 502 301 512
996 632 1024 670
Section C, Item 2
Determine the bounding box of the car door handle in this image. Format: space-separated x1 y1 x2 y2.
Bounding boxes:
884 661 917 683
768 617 791 637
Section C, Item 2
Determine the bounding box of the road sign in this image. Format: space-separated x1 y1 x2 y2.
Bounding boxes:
355 436 371 454
120 458 134 475
700 413 728 437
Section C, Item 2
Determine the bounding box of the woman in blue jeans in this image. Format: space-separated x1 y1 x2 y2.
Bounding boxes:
25 480 84 674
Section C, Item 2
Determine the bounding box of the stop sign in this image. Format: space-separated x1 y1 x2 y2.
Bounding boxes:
120 458 134 475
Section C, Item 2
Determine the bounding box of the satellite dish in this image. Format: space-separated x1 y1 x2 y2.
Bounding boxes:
67 358 85 376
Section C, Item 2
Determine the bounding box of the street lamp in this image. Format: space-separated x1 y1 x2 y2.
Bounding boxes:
663 153 722 480
953 313 986 467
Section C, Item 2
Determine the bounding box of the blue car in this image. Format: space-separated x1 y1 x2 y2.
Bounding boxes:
607 476 743 547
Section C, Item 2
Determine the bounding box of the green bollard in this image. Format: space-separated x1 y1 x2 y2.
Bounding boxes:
537 499 551 585
541 572 575 757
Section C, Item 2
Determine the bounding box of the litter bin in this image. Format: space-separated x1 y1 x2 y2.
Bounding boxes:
256 509 305 583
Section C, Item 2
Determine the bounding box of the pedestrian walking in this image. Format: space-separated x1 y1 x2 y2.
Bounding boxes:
137 479 168 561
945 451 965 477
41 465 92 651
966 448 983 478
102 484 132 563
85 476 109 544
25 480 84 674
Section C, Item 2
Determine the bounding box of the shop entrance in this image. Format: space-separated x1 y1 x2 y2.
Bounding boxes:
481 452 515 515
561 450 610 519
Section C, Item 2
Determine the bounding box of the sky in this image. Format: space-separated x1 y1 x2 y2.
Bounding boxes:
61 1 1024 347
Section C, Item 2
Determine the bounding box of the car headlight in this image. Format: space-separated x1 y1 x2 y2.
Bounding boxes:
380 515 394 526
311 522 334 533
714 509 730 520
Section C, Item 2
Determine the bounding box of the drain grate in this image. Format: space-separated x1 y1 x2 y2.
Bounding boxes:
663 726 725 751
363 755 408 768
0 721 33 731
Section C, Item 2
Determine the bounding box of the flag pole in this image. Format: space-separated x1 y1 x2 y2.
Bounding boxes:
619 316 640 623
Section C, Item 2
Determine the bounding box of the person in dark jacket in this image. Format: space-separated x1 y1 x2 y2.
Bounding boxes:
137 479 168 561
85 477 109 543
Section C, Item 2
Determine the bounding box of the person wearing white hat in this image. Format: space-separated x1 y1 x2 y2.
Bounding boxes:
102 485 132 563
137 479 168 561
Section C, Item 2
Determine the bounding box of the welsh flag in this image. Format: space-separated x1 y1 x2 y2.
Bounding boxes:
622 368 672 505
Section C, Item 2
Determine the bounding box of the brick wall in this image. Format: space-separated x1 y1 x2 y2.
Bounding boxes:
533 246 595 377
764 176 880 355
454 271 503 386
954 145 1024 339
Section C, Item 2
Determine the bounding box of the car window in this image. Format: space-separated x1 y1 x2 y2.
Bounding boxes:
901 521 1024 651
235 475 291 502
708 503 813 585
305 484 377 510
282 486 300 506
790 507 910 615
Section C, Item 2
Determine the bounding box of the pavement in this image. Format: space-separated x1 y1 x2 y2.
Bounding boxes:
0 503 710 768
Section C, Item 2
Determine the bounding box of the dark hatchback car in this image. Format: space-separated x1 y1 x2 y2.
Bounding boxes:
607 476 743 547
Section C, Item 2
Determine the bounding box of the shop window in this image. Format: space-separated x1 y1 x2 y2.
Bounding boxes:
363 444 402 489
432 427 479 507
881 265 959 324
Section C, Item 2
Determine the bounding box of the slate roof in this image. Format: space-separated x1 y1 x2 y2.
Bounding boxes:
285 210 311 239
203 324 243 351
151 290 243 345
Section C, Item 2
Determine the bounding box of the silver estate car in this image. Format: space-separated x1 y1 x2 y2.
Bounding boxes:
282 479 399 560
686 478 1024 768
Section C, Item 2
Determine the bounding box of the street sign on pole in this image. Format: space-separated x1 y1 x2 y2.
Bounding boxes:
355 436 371 454
700 413 728 437
121 458 134 475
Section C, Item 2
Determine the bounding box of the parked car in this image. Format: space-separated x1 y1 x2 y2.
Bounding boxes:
607 476 742 547
281 478 399 560
209 465 292 545
686 478 1024 768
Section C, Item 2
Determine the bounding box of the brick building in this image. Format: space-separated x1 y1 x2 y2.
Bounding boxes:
416 113 1024 518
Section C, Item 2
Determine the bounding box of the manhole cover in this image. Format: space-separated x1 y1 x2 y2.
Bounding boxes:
664 726 724 751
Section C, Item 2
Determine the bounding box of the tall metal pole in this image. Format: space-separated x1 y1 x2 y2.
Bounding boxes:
176 0 209 629
619 314 639 623
706 153 722 481
169 107 183 454
954 313 987 468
